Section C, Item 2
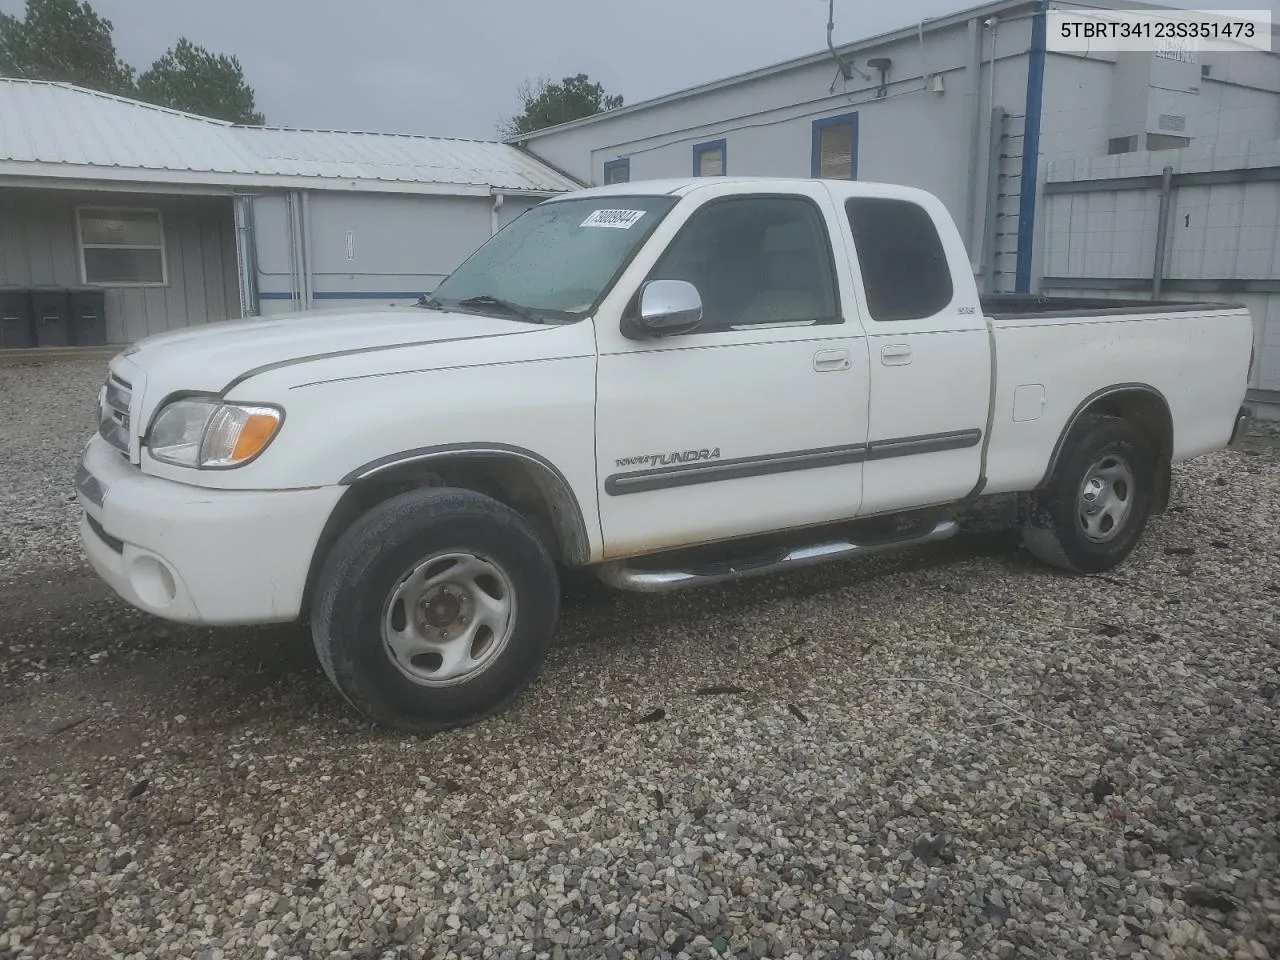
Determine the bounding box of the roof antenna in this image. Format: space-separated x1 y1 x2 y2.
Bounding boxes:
827 0 871 89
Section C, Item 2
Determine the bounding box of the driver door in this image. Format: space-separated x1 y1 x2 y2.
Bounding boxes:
592 184 870 560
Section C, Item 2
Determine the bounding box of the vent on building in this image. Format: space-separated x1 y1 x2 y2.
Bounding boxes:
1201 64 1212 78
1108 135 1139 155
1157 114 1187 132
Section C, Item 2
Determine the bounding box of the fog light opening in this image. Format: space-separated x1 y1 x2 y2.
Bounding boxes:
131 555 178 608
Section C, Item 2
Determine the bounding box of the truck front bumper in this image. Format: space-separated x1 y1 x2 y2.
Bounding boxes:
76 434 344 625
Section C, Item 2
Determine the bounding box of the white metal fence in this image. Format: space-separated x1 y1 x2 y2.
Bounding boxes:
1040 139 1280 417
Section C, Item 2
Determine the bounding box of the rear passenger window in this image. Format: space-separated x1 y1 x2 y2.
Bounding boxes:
845 198 953 321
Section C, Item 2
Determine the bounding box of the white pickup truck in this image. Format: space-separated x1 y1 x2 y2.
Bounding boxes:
77 177 1254 731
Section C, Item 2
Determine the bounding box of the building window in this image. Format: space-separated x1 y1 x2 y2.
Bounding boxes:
845 197 953 322
811 112 859 179
77 207 167 285
1107 135 1139 155
603 158 631 184
649 196 839 331
693 139 727 177
1146 133 1191 151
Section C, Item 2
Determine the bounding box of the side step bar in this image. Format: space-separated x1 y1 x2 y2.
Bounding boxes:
597 519 960 593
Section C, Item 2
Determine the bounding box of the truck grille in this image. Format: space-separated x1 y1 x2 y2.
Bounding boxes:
99 373 132 454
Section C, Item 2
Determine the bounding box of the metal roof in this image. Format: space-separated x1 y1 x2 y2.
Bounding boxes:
0 80 581 195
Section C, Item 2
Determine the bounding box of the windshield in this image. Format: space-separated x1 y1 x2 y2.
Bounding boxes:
428 195 678 319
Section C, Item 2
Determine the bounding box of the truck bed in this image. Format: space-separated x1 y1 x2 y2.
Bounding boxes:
981 294 1242 320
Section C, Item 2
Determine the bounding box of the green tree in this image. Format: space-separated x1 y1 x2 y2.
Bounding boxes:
0 0 135 95
137 38 264 124
499 73 623 139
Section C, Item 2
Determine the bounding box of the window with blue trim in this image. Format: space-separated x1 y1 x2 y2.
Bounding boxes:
693 139 727 177
603 157 630 184
811 112 858 180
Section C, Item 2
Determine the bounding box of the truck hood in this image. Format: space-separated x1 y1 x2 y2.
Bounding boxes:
105 306 574 462
116 306 543 395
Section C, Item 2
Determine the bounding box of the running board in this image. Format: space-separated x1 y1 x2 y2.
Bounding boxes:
597 519 960 593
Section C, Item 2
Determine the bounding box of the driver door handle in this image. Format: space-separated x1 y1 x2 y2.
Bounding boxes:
881 344 913 366
813 348 851 372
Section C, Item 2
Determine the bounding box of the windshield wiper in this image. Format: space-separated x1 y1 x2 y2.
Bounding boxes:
416 293 445 310
455 294 549 324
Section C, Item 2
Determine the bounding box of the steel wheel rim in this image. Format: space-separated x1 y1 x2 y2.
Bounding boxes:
381 550 517 687
1077 454 1134 543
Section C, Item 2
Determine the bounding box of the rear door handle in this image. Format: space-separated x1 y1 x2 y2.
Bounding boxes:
881 344 913 366
813 348 851 372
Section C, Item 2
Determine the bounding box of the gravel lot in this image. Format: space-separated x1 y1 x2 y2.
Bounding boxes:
1 357 1278 960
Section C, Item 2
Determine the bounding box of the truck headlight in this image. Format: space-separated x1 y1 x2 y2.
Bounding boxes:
148 398 283 468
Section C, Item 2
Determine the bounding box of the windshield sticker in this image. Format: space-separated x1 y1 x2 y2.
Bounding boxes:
581 209 647 229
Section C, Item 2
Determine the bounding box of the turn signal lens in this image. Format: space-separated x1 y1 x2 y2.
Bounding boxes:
200 405 282 467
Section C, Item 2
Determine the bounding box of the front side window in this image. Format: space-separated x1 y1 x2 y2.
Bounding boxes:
693 139 727 177
78 207 166 285
845 197 953 322
811 112 858 180
431 195 676 318
648 196 839 332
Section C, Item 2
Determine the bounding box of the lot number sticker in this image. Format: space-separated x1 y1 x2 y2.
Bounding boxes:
581 209 647 229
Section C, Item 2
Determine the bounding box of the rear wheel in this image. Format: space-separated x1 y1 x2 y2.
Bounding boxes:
311 487 559 732
1022 414 1155 574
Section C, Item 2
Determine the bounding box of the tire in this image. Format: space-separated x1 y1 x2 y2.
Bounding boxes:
1022 414 1155 574
310 487 559 733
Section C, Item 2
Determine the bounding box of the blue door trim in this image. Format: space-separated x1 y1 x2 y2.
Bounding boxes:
811 112 859 180
1015 0 1048 294
692 138 727 176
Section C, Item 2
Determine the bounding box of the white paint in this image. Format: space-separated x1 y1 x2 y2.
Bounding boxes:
79 177 1254 627
1012 383 1046 421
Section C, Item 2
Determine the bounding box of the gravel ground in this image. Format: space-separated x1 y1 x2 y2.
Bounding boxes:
1 358 1278 960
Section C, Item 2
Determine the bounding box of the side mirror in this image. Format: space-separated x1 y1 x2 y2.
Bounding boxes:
623 279 703 339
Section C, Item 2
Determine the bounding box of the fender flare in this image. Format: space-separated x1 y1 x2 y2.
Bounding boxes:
340 442 592 566
1036 382 1173 490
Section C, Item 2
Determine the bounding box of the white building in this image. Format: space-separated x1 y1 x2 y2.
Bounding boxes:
512 0 1277 289
0 79 579 346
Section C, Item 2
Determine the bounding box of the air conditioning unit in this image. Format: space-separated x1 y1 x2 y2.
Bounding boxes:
1107 51 1200 149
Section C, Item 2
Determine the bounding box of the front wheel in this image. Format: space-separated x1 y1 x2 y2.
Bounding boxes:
1022 414 1155 574
311 487 559 732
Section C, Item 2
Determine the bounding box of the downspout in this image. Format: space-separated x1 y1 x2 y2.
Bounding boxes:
1151 164 1175 300
286 190 303 308
233 195 259 318
491 192 505 236
300 190 315 310
965 17 985 256
1014 0 1048 295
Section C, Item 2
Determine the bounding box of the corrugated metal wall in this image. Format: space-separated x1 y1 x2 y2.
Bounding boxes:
1042 142 1280 416
251 192 541 314
0 188 239 343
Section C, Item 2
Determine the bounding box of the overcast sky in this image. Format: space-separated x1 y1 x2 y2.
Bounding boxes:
1 0 1273 138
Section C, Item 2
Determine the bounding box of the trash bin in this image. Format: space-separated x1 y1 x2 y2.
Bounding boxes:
0 288 34 349
30 288 70 347
70 289 107 346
